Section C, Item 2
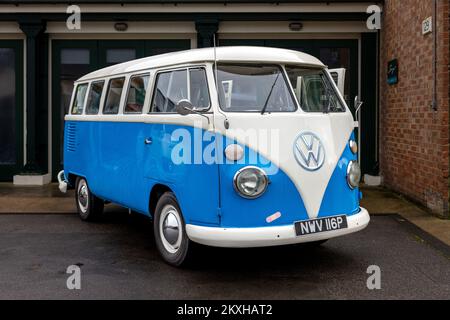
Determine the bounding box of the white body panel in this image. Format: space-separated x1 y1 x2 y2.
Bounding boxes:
77 46 325 82
186 207 370 248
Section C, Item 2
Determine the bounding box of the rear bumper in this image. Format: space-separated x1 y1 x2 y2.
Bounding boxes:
186 207 370 248
57 170 68 193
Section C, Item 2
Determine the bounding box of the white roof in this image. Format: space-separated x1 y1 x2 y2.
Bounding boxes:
77 46 325 82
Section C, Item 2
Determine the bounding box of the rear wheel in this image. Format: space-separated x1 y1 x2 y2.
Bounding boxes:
75 177 104 221
153 192 192 267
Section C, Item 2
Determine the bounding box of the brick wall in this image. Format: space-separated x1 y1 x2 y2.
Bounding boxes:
380 0 450 217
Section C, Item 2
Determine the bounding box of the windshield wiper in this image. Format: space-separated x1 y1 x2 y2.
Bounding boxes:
324 83 334 114
261 73 281 115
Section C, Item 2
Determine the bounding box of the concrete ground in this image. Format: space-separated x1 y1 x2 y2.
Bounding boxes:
1 183 449 245
361 186 450 246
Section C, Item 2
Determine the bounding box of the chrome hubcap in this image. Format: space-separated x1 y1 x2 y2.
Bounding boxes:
163 212 180 245
77 180 89 213
159 205 182 254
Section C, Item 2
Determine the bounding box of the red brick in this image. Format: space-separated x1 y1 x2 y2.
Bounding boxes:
380 0 450 216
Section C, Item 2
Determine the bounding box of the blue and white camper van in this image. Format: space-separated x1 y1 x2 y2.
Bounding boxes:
58 47 370 266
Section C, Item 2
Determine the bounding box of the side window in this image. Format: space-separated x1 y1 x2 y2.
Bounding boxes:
151 69 188 113
103 77 125 114
125 74 150 113
85 80 104 115
189 68 210 110
150 68 210 113
71 83 88 114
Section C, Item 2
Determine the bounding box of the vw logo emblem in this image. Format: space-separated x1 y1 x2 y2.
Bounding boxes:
293 132 325 171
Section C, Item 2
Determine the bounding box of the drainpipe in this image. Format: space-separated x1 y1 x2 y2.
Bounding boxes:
432 0 438 111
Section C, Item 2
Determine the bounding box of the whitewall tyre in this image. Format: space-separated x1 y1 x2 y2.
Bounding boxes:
154 192 192 267
75 177 104 221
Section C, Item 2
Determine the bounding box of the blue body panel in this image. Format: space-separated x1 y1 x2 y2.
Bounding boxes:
218 140 309 228
318 132 360 217
64 121 220 225
64 121 360 228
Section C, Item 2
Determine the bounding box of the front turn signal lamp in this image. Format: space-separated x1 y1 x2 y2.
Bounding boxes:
349 140 358 154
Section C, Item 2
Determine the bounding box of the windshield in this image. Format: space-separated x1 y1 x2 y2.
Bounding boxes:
217 64 296 113
285 66 345 113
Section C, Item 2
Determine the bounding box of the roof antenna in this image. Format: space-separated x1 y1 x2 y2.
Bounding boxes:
213 35 230 130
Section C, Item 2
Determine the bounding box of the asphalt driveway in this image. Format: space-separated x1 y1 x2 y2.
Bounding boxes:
0 211 449 299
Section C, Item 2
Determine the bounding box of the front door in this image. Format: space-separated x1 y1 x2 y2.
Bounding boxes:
145 66 219 225
0 40 23 181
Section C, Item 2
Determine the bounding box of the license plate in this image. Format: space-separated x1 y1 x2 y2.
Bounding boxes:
295 215 348 236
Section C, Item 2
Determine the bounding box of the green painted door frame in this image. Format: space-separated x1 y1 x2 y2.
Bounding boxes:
98 40 146 67
51 40 98 179
0 40 24 181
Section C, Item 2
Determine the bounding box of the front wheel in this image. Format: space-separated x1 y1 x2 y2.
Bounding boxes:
75 177 104 221
153 192 192 267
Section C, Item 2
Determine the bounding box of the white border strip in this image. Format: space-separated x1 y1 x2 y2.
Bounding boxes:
0 3 382 14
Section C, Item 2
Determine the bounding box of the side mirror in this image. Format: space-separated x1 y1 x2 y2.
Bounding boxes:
175 99 194 116
354 96 363 128
354 96 363 113
175 99 213 131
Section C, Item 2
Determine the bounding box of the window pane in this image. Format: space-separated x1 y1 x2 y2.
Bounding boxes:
125 74 149 113
106 49 136 66
151 72 171 112
103 77 125 114
167 70 188 108
217 64 295 112
189 68 210 110
71 83 88 114
85 81 104 115
151 70 187 113
285 66 345 113
61 49 90 65
0 48 16 165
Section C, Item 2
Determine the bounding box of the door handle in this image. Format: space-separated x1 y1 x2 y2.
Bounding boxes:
144 137 152 145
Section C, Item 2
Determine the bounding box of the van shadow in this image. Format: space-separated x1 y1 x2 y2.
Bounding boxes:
99 207 357 275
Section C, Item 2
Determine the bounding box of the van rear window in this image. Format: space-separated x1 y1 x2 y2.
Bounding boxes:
71 83 88 115
125 74 149 113
103 77 125 114
85 81 104 115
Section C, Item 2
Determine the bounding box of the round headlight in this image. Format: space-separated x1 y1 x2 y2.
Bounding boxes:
233 166 268 199
349 140 358 154
347 161 361 189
